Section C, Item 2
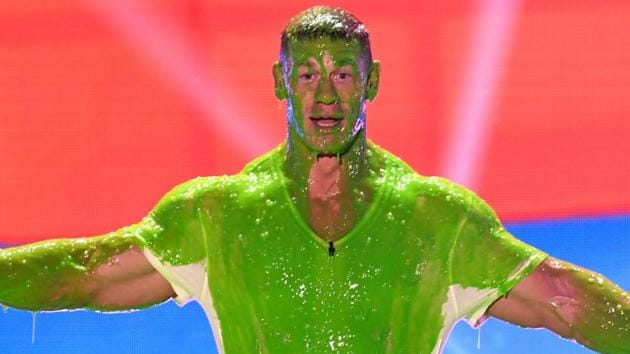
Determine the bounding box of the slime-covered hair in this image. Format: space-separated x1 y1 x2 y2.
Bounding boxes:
279 6 372 73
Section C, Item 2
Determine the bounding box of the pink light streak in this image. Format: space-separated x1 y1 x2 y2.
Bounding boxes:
441 0 522 189
87 1 273 157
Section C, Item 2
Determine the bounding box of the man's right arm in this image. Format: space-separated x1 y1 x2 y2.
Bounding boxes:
1 177 213 313
0 219 176 312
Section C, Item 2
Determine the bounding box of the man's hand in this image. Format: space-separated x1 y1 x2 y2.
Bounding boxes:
488 257 629 353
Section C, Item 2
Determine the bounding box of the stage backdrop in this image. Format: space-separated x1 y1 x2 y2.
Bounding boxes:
0 1 628 353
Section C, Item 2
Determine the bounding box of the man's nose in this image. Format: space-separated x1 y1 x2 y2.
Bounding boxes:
315 76 337 104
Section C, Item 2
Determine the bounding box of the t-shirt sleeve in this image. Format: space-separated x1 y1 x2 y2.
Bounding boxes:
133 178 210 306
445 184 547 327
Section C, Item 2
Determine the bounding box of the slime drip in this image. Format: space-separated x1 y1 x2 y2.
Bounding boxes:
32 311 36 344
477 326 481 350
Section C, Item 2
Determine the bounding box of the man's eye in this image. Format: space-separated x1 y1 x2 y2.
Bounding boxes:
333 72 352 82
299 73 315 82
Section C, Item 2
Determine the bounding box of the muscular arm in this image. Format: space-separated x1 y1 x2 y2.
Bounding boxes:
488 257 630 353
0 221 175 312
0 178 210 313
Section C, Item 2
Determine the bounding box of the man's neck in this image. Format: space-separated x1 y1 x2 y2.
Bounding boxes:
284 130 372 242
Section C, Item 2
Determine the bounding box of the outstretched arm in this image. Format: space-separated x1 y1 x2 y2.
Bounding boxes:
488 257 630 353
0 219 175 312
1 177 211 313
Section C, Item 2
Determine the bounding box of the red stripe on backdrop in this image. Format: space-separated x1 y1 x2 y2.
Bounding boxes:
479 1 630 220
0 0 628 243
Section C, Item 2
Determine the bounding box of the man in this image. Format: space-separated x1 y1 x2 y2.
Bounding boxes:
0 6 628 353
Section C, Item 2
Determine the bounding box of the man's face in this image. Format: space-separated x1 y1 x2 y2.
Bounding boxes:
282 38 370 155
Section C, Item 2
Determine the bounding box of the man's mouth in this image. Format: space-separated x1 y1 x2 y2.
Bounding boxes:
310 117 342 128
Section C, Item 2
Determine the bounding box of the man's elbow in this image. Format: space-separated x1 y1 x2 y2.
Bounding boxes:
539 300 582 341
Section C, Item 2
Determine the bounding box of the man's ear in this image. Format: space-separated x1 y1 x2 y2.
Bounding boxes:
365 60 381 101
272 61 288 100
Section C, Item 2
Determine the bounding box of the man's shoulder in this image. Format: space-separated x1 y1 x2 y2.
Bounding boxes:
241 143 285 175
155 145 285 209
372 144 499 224
160 176 224 201
368 142 446 198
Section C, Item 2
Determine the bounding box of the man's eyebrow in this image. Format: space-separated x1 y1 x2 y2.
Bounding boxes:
294 59 310 66
295 57 320 69
333 57 357 68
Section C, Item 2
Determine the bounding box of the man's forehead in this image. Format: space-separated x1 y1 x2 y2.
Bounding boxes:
288 38 363 65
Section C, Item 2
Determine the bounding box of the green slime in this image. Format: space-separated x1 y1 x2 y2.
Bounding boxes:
0 221 161 311
1 5 629 353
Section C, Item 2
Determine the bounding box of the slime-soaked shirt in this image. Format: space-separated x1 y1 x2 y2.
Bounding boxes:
134 143 547 354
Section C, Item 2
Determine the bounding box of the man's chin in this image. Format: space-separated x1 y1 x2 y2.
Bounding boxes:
307 139 349 157
301 130 366 156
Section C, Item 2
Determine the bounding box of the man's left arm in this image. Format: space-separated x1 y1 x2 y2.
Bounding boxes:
488 257 630 353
